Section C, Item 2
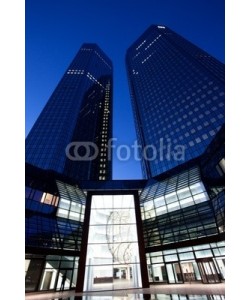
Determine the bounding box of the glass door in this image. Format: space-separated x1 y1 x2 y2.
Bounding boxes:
56 269 73 291
41 271 53 290
25 258 45 292
173 263 183 283
166 263 183 283
197 258 220 283
181 261 201 282
215 258 225 281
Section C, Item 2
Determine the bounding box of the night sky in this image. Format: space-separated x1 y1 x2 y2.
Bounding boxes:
25 0 225 179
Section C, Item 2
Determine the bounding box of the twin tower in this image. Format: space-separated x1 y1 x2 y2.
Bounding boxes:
26 25 225 184
25 25 225 293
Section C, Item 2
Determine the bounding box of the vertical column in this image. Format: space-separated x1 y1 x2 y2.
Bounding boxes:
126 266 130 280
75 192 92 292
133 191 149 288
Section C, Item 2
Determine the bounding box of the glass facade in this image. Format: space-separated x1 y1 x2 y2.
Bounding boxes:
25 149 225 292
25 179 86 292
25 181 86 251
25 26 225 294
139 163 225 285
147 242 225 284
126 25 225 178
25 254 79 292
26 44 113 184
84 195 142 291
140 167 223 247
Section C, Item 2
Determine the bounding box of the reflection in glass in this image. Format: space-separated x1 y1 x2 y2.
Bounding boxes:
173 263 183 283
152 264 165 282
197 259 220 283
79 295 225 300
166 264 175 283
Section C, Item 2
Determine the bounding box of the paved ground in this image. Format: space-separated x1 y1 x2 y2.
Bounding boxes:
25 283 225 299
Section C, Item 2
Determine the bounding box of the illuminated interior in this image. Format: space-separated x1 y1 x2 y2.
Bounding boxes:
84 195 142 291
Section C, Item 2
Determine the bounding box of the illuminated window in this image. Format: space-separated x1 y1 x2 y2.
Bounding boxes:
41 193 59 206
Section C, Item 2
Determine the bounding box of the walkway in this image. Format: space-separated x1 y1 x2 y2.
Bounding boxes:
25 283 225 299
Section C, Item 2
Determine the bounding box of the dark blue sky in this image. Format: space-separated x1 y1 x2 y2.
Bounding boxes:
26 0 225 179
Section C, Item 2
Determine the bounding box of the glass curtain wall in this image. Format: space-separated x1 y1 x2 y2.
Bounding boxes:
84 195 142 291
146 242 225 284
25 255 79 292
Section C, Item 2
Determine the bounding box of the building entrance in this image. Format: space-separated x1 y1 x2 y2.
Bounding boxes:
83 195 142 291
197 258 220 283
166 263 183 283
181 261 201 282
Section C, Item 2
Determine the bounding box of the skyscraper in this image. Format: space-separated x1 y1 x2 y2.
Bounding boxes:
25 28 225 294
126 25 225 178
26 44 113 183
